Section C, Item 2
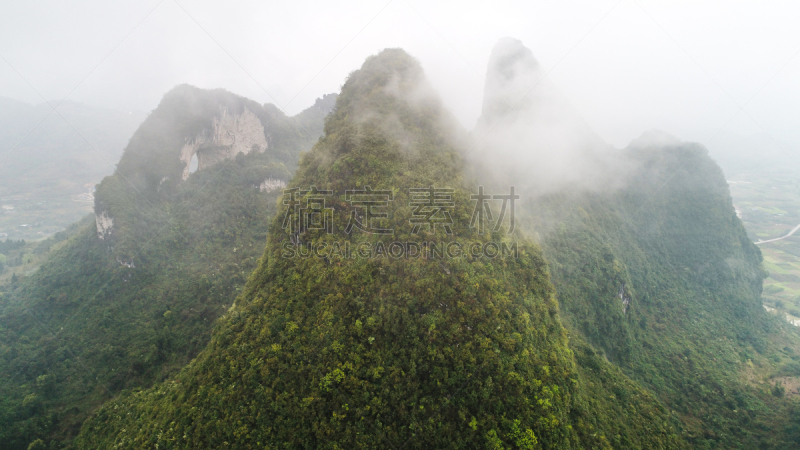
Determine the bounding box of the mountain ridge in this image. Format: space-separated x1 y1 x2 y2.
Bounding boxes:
73 47 688 450
3 41 799 450
0 86 334 449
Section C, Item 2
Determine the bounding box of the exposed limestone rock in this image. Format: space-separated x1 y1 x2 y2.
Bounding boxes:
95 211 113 240
257 178 286 193
764 305 800 327
180 141 201 180
116 257 135 269
180 108 268 180
618 283 631 314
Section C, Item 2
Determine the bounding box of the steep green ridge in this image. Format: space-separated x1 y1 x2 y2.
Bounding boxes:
75 49 686 450
0 87 334 449
468 38 800 448
472 39 800 448
16 41 797 449
530 141 800 449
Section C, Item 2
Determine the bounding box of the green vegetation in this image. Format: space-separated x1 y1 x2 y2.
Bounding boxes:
3 45 799 450
0 239 26 253
0 239 24 274
0 87 332 449
0 227 88 288
73 48 689 450
111 85 330 196
526 142 800 448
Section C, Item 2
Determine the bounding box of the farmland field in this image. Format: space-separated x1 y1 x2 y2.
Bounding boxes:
728 169 800 324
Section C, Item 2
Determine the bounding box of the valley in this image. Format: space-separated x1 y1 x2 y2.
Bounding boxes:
727 170 800 324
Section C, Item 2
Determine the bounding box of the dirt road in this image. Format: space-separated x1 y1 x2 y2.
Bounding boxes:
755 222 800 245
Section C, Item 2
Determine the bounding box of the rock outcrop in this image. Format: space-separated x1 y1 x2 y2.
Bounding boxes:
179 107 268 180
256 177 286 193
95 211 113 240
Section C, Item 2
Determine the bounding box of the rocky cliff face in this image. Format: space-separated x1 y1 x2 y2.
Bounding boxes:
91 86 336 251
255 177 286 192
178 107 268 180
94 211 113 240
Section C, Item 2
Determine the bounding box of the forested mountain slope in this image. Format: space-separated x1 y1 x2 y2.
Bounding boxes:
473 38 800 449
0 86 334 449
9 39 799 450
75 49 685 450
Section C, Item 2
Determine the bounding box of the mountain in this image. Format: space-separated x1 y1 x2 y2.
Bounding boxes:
6 40 799 450
0 86 335 449
473 38 800 448
0 98 146 241
471 37 628 197
73 48 689 450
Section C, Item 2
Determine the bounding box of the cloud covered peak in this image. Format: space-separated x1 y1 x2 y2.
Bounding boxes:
471 38 632 196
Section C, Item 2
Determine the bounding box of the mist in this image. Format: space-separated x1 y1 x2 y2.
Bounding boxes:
468 37 637 196
2 1 799 153
4 3 800 449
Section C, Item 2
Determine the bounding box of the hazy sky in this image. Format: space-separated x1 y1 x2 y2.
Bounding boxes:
1 0 799 150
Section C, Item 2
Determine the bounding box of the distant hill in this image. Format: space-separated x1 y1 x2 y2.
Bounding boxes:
0 98 146 241
0 86 335 449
